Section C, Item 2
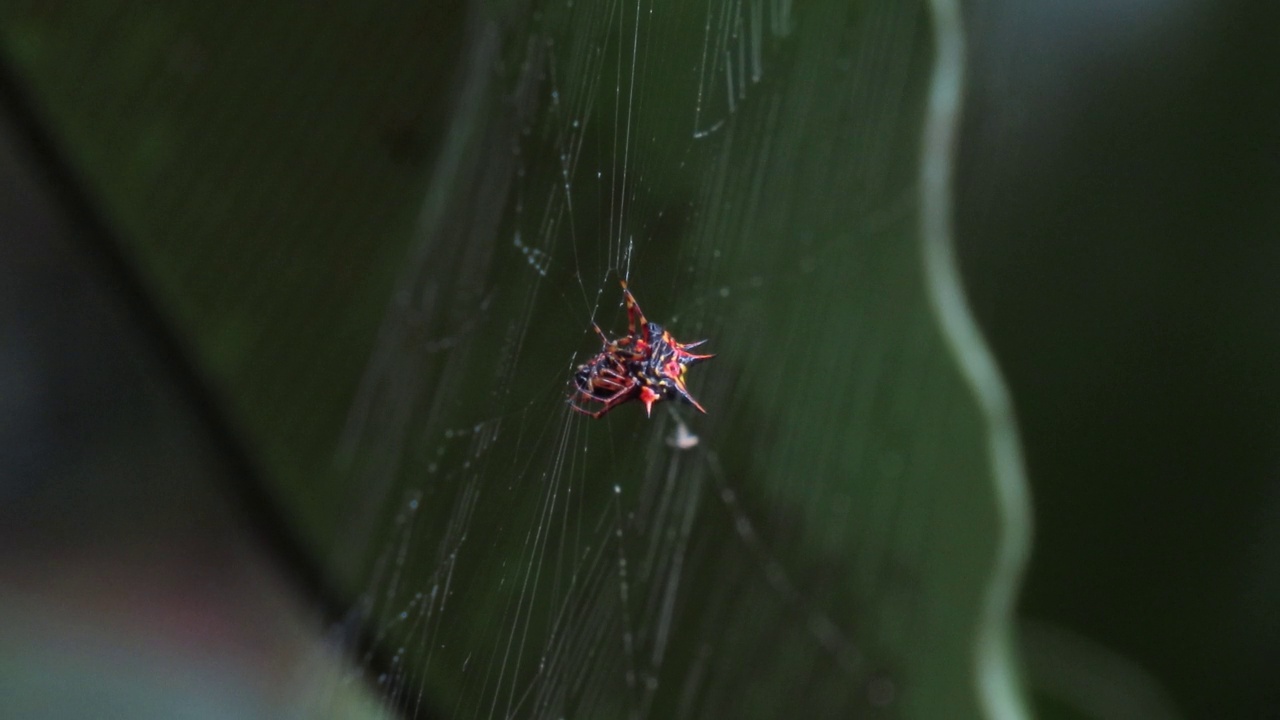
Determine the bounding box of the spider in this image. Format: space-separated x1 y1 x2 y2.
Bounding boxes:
570 281 714 419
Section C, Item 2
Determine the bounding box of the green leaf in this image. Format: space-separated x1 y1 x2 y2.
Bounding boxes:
2 1 1033 718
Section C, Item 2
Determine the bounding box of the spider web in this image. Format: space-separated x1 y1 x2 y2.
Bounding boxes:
320 1 1011 718
21 0 1280 716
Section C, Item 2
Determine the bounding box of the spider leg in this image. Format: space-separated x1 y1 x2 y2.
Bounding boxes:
589 380 628 396
570 403 606 418
570 359 639 418
571 383 637 418
592 323 610 345
592 367 631 391
619 279 650 341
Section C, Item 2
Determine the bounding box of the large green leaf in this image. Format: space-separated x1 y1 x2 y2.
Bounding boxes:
2 1 1030 718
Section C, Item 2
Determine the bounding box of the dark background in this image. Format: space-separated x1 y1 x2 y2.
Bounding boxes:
958 1 1280 717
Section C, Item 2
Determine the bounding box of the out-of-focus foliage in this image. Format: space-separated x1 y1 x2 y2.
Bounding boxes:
957 1 1280 717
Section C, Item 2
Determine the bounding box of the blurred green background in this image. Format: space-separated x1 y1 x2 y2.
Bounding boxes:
1 1 1277 719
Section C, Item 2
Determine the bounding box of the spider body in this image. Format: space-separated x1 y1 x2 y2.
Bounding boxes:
571 282 713 419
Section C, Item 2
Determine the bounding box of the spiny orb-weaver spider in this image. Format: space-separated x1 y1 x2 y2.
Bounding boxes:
570 281 714 419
